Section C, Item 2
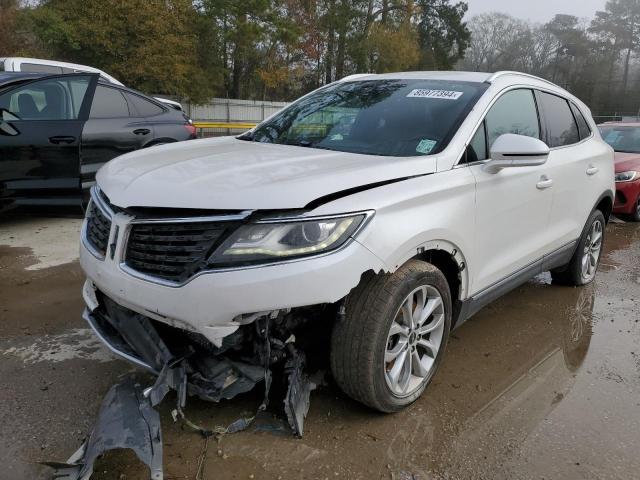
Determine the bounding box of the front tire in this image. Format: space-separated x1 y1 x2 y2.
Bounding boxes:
330 260 452 413
551 209 605 286
629 196 640 222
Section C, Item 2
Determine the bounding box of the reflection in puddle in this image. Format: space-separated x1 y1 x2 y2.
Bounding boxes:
383 278 597 477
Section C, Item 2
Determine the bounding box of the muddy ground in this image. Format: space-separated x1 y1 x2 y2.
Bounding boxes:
1 214 639 480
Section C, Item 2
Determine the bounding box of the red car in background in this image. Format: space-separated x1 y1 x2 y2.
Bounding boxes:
599 122 640 221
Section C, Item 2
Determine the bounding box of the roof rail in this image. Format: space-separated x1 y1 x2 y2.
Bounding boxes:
338 73 374 82
486 71 559 88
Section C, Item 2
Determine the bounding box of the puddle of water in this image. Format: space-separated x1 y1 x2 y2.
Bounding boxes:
0 217 82 270
2 328 115 364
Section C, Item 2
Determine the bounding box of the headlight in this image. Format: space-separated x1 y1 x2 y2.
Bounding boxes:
208 213 369 267
615 171 638 182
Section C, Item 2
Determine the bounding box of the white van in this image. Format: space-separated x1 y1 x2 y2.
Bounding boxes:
0 57 183 111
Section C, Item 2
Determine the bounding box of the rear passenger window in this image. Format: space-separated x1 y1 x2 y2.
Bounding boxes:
90 85 130 118
485 89 540 148
126 93 164 117
570 103 591 140
537 92 579 147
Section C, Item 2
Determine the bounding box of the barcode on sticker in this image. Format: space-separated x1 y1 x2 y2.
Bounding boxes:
407 89 463 100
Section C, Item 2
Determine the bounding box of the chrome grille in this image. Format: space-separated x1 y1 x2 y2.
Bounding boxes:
124 221 239 283
85 201 112 257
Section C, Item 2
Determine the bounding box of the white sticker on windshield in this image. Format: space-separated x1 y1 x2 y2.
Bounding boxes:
407 89 463 100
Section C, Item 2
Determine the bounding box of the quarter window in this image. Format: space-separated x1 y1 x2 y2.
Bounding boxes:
570 103 591 140
126 93 164 116
537 91 579 147
466 123 488 162
90 85 130 118
485 89 540 148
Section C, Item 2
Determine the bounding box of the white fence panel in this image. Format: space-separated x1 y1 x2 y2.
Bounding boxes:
188 98 289 122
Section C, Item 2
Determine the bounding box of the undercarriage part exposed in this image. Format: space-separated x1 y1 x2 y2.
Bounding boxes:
52 291 331 478
283 346 318 437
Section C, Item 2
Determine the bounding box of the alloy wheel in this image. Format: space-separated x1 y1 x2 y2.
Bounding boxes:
581 219 603 282
384 285 445 397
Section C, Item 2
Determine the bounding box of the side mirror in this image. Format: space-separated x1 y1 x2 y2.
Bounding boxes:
484 133 550 173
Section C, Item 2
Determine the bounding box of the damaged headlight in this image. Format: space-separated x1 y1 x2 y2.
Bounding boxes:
208 213 370 267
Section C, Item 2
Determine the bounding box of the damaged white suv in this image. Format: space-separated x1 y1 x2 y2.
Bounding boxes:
81 71 614 415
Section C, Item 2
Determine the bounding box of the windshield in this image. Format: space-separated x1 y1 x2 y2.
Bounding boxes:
599 125 640 153
243 79 488 157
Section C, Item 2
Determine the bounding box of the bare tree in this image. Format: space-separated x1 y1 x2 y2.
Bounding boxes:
460 13 528 71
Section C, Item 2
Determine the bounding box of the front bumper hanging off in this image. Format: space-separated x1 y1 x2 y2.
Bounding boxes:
50 291 321 479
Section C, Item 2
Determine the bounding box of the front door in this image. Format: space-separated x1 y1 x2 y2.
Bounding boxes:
466 88 554 294
0 74 96 210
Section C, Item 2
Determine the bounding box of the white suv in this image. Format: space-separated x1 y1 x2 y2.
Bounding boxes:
0 57 183 111
80 71 614 412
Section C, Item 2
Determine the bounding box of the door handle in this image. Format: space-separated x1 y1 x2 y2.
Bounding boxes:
49 135 76 144
133 128 150 135
586 166 599 176
536 176 553 190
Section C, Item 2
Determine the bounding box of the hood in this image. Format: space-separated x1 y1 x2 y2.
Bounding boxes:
614 151 640 173
96 137 438 210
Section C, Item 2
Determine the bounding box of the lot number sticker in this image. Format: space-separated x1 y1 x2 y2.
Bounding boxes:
407 89 463 100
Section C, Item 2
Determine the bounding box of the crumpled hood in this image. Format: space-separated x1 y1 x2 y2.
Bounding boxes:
96 137 438 210
614 152 640 173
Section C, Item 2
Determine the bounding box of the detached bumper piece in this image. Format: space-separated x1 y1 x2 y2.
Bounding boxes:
53 292 323 478
284 348 318 437
46 379 163 480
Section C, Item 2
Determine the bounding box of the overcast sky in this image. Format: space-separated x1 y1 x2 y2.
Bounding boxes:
465 0 607 24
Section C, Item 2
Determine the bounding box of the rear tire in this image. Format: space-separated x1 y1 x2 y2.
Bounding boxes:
330 260 451 413
551 210 605 286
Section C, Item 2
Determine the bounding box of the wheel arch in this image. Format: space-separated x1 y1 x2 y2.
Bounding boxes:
594 190 614 223
389 240 469 326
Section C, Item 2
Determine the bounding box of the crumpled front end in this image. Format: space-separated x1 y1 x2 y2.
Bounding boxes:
84 291 268 402
79 187 384 348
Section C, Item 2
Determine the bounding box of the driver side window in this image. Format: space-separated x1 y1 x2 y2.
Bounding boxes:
464 89 541 163
0 76 90 120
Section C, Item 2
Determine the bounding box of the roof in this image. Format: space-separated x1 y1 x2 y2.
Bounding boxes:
0 57 123 85
339 70 568 90
340 71 493 83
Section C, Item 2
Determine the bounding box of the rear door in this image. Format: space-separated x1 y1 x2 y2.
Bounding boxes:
80 85 153 191
533 91 592 254
0 74 96 208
